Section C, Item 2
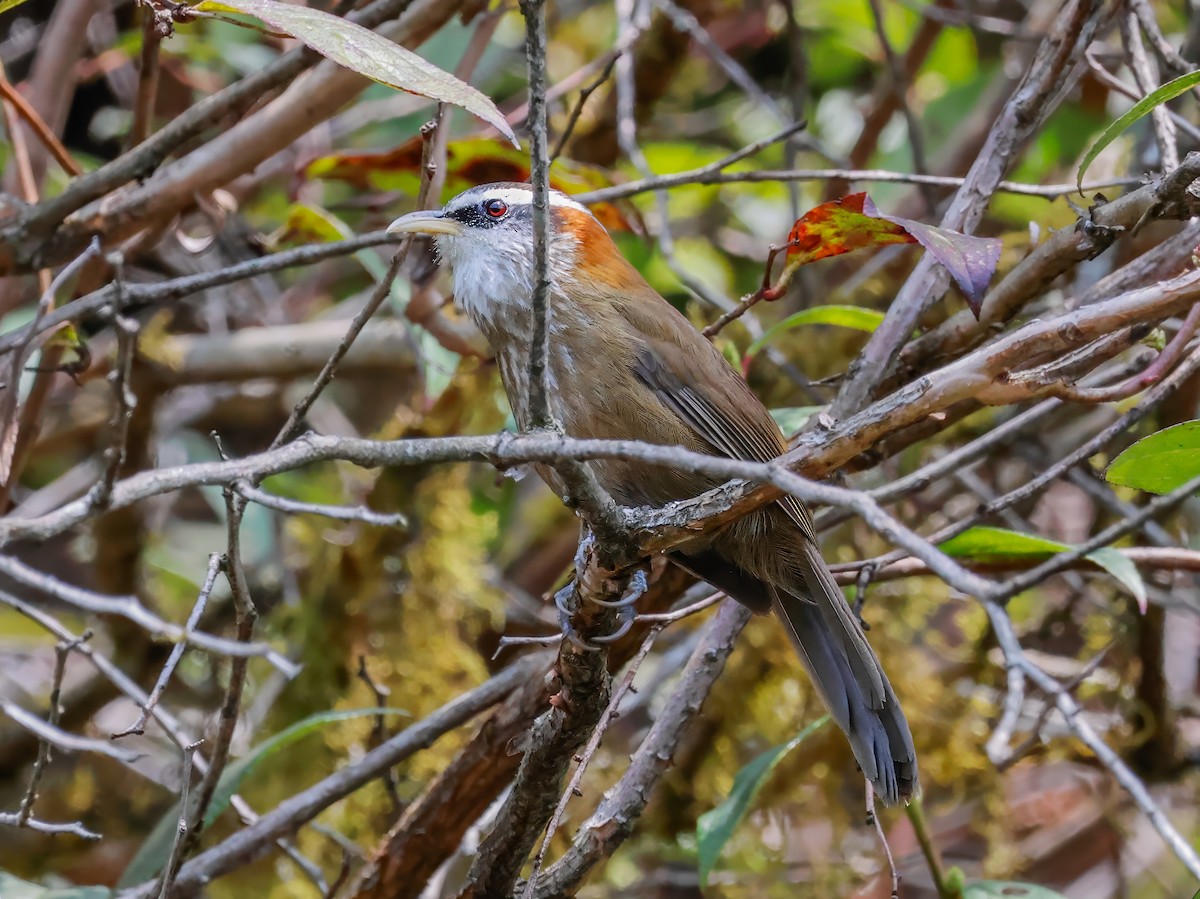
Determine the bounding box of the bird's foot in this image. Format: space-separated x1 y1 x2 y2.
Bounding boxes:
553 569 643 651
588 567 648 608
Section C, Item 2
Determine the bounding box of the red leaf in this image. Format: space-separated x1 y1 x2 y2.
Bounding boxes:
785 192 1002 316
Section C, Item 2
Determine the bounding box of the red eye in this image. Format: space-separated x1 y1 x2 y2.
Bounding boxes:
484 199 508 218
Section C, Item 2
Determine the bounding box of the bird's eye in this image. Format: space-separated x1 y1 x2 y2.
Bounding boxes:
483 198 508 218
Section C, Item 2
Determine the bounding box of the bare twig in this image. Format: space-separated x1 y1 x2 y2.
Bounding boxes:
11 633 91 827
865 0 935 213
0 554 298 673
184 487 260 848
0 700 142 764
0 230 401 361
236 481 407 528
528 600 751 897
112 554 225 739
551 55 618 162
0 64 82 177
88 264 140 509
576 167 1139 205
1121 10 1179 172
356 656 404 811
867 782 900 899
157 739 204 899
130 7 164 147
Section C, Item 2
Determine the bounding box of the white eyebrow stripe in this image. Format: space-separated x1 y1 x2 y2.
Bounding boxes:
447 186 593 217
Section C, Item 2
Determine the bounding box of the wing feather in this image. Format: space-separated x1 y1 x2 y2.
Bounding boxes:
632 343 817 541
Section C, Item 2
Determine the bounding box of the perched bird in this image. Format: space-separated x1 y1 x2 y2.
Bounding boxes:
387 183 918 804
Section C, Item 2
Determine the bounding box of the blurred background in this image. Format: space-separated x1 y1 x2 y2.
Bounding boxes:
0 0 1198 896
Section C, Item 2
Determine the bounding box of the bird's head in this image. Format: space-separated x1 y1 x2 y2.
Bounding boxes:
386 182 637 331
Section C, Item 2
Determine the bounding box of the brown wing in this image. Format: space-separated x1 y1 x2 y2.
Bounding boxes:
629 335 819 545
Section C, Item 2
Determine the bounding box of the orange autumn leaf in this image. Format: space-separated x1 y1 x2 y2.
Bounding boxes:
784 192 1002 315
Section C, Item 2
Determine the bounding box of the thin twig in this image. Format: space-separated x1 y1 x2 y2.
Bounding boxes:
130 7 163 147
156 739 204 899
356 656 404 811
865 0 935 213
0 230 402 361
0 63 82 176
550 55 618 162
88 262 139 509
184 487 260 848
867 782 900 899
112 554 225 739
576 167 1139 205
0 554 298 673
237 481 408 528
14 633 91 823
1120 10 1179 173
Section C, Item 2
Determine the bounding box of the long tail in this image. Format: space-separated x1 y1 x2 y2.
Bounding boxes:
775 541 919 805
671 547 919 804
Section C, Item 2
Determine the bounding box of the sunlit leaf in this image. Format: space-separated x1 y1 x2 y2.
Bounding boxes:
0 0 34 12
695 716 829 887
0 872 110 899
963 882 1068 899
192 0 516 144
269 203 391 282
782 193 1001 314
269 203 352 247
1078 69 1200 191
940 527 1071 558
745 305 884 363
117 707 408 888
940 526 1146 612
769 406 825 434
1106 420 1200 495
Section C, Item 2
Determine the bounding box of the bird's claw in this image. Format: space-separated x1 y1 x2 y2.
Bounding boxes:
588 568 648 608
553 567 645 651
554 583 604 651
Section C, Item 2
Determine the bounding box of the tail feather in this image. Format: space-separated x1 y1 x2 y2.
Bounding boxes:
771 585 918 805
670 548 919 804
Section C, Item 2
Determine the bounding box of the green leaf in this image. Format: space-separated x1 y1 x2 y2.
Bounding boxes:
192 0 516 145
271 203 388 281
940 526 1147 612
0 872 110 899
940 526 1070 559
963 881 1068 899
695 716 829 887
1106 420 1200 494
769 406 825 434
1078 68 1200 191
117 707 408 889
745 305 885 361
0 0 34 13
1085 547 1147 613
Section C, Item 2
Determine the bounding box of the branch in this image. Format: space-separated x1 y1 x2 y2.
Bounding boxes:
118 653 549 899
829 0 1111 420
0 231 402 362
528 600 750 898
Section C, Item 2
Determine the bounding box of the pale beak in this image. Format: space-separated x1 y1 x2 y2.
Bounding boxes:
386 210 463 237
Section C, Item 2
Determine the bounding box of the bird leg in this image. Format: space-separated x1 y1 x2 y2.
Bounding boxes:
553 539 648 650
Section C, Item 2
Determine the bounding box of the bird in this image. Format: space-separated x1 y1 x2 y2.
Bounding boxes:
387 182 918 805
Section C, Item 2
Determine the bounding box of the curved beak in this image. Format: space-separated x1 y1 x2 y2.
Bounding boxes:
386 209 463 238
